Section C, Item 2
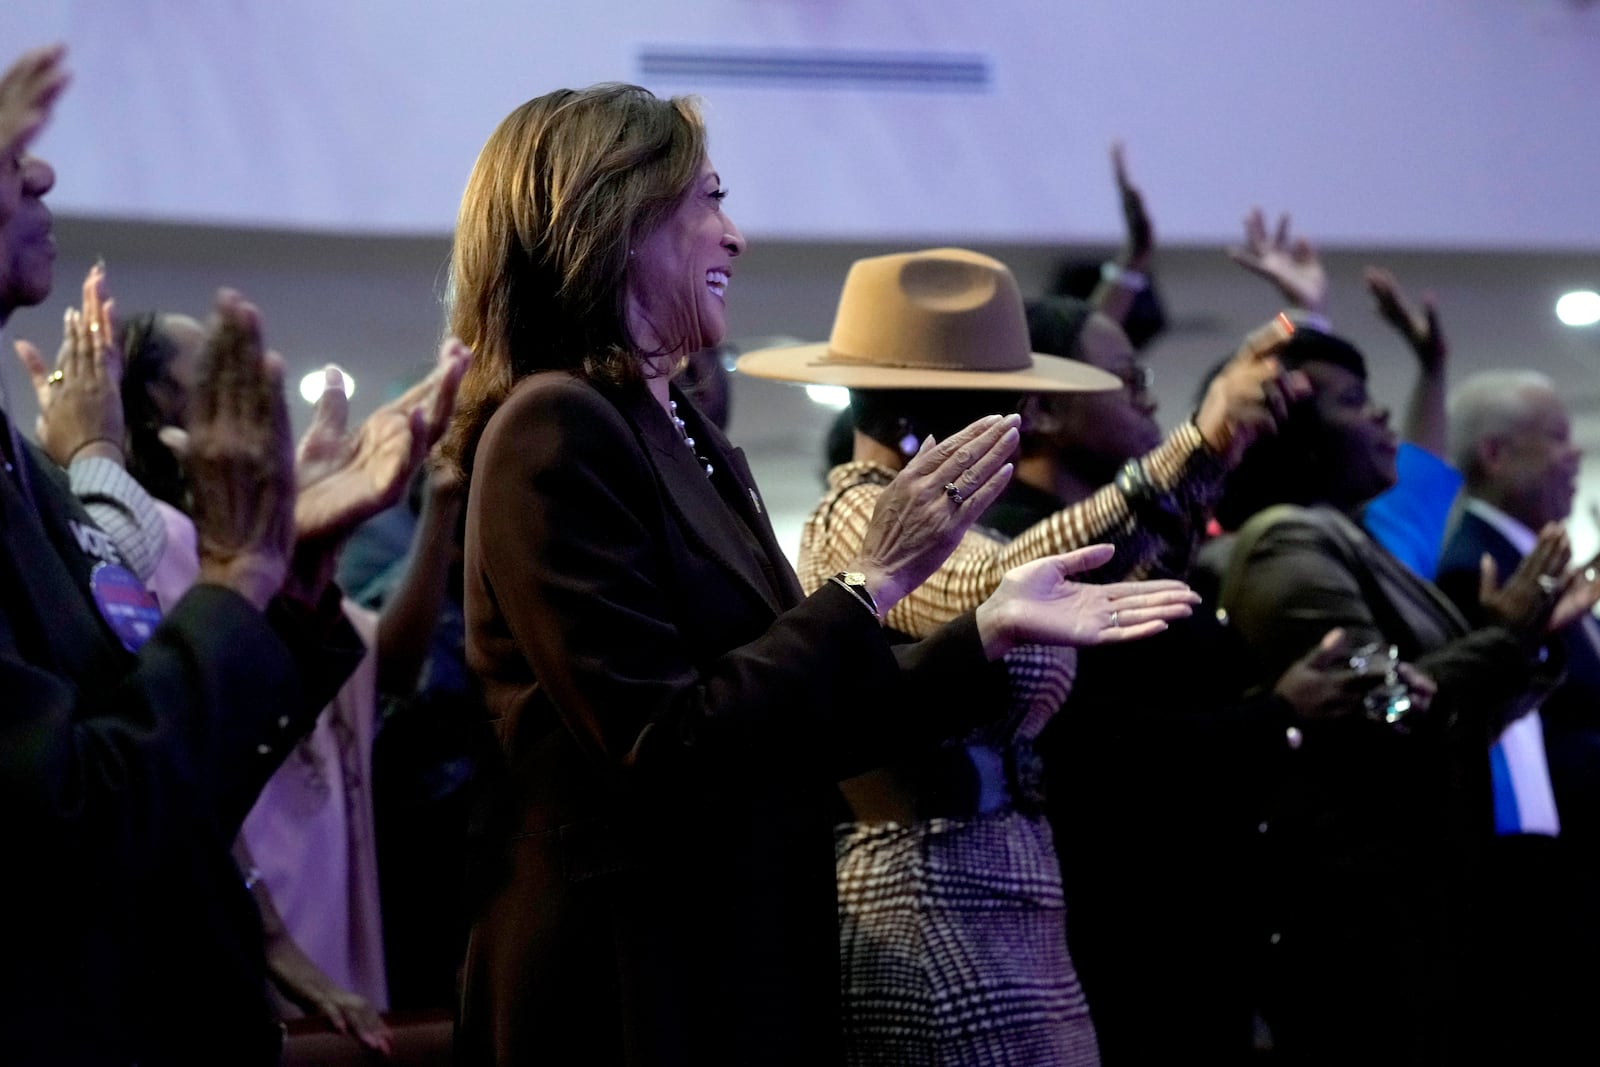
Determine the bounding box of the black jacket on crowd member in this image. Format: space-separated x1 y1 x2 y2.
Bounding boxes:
1210 503 1551 1066
984 478 1287 1066
1435 507 1600 1063
1437 508 1600 845
0 420 362 1066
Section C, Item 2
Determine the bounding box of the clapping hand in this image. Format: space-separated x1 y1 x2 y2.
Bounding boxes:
187 291 296 611
0 44 67 223
846 413 1021 616
14 263 123 466
975 544 1198 660
1477 524 1600 638
1228 208 1328 315
293 338 472 543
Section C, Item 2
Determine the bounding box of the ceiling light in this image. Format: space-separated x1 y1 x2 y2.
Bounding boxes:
1556 290 1600 327
805 384 850 410
299 366 356 404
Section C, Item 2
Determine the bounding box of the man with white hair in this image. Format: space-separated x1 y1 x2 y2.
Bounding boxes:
1435 368 1598 1063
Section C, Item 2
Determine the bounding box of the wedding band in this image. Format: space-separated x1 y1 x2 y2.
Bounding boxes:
45 370 64 385
1587 567 1597 584
944 482 964 504
1537 574 1560 594
1109 610 1119 628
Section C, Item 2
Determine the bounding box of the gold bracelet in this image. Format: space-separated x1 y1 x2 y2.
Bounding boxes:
828 572 881 623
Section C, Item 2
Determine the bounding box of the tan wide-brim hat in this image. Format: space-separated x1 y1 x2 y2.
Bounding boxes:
737 247 1119 393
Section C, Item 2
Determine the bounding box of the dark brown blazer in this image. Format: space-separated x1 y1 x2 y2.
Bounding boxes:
456 373 1001 1067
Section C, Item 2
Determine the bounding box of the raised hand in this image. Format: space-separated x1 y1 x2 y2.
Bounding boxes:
0 44 68 223
1549 555 1600 633
1194 314 1310 466
1478 524 1577 639
293 338 472 543
14 263 123 466
1228 208 1328 314
1365 267 1447 375
847 413 1021 615
975 543 1198 659
1111 142 1154 272
187 291 296 611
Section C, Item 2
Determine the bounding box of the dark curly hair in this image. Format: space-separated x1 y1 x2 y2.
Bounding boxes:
1211 329 1369 531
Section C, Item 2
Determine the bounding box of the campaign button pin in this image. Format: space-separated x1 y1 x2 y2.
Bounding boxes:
90 562 163 653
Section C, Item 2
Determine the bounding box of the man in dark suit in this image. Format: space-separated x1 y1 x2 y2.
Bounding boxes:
0 45 453 1064
1435 368 1599 1062
0 61 354 1060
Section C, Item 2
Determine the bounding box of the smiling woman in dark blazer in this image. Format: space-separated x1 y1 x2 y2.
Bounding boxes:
443 85 1198 1066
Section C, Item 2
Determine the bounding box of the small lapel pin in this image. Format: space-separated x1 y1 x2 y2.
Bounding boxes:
749 487 763 515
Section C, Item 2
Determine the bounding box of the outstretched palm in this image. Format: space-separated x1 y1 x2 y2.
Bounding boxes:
985 545 1199 654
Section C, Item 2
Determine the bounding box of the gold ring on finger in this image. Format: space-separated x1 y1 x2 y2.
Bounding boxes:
46 370 64 386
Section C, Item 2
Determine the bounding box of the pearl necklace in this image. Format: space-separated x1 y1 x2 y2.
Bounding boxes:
669 401 714 477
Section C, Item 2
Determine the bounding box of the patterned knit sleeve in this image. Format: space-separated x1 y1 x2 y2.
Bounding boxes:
798 427 1229 639
996 421 1228 584
799 465 1079 741
798 462 1007 639
796 468 881 598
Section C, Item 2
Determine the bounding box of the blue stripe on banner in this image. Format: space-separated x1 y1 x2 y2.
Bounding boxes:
637 48 991 92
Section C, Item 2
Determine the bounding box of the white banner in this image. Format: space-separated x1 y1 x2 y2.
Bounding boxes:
5 0 1599 247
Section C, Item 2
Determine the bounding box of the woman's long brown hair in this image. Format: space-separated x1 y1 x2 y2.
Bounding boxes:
442 84 706 476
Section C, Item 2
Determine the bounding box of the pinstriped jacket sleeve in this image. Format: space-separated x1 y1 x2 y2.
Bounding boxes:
68 454 166 580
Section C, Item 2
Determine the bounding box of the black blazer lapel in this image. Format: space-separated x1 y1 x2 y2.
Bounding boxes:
608 384 789 616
